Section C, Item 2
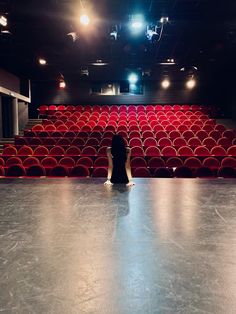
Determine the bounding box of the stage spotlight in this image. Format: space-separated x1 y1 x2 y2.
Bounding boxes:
59 80 66 89
39 58 47 66
186 78 196 89
0 15 7 27
130 15 145 34
80 14 90 26
160 17 169 24
128 73 138 84
161 79 170 89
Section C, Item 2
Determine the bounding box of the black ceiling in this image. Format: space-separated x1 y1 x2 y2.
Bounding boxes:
0 0 236 80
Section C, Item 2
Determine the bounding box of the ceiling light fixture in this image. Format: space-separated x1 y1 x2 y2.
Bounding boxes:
186 78 196 89
91 60 108 66
80 14 90 26
59 80 66 89
161 79 170 89
128 73 139 84
39 58 47 66
0 15 7 27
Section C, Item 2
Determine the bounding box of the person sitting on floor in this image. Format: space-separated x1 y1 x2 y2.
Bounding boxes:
104 134 135 186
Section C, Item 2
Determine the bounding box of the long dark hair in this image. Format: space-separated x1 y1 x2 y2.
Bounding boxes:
111 134 127 162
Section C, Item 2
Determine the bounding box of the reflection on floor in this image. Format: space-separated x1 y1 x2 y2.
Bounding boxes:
0 178 236 313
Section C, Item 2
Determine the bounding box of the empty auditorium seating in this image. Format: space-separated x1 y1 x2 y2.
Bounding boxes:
1 104 235 178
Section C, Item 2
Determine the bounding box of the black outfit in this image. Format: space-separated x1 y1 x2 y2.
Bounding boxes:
110 149 129 184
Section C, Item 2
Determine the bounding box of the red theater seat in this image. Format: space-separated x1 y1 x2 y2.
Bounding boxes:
86 138 100 146
97 146 107 156
217 137 232 148
41 157 58 169
3 146 17 156
161 146 177 156
184 157 202 168
70 165 90 177
92 167 107 177
215 124 226 132
94 157 108 167
131 157 147 168
169 130 181 140
6 165 26 177
145 146 161 156
57 105 65 112
33 146 49 156
23 157 40 168
49 165 69 177
45 125 56 132
178 146 194 156
32 124 44 132
174 166 193 178
0 157 5 167
81 146 97 156
202 137 217 148
223 129 236 141
143 137 157 147
154 168 173 178
188 137 202 148
100 138 112 146
194 146 210 156
59 157 75 168
133 167 151 177
173 137 187 147
166 157 183 168
158 138 172 147
77 157 93 167
66 146 81 156
49 146 65 156
39 131 50 138
221 157 236 168
209 130 221 141
17 146 33 156
43 138 57 146
6 157 23 167
29 138 43 146
148 157 165 168
15 137 29 145
202 157 220 169
131 146 144 156
196 167 214 177
0 166 5 176
227 145 236 156
210 146 227 156
196 130 208 141
38 105 48 115
217 167 236 178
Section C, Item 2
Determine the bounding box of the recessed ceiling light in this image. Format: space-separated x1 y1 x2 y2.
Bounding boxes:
39 58 47 65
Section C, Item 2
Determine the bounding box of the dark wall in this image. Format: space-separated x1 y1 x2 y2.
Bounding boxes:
30 78 205 118
0 68 20 93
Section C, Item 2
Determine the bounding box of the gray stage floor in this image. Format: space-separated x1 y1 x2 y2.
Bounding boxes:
0 178 236 314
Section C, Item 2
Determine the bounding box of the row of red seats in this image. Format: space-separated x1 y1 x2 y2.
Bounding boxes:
1 164 235 178
2 144 236 157
46 112 211 120
14 136 236 148
22 129 235 140
43 117 215 125
29 124 228 134
38 104 208 114
16 137 236 150
1 156 236 170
